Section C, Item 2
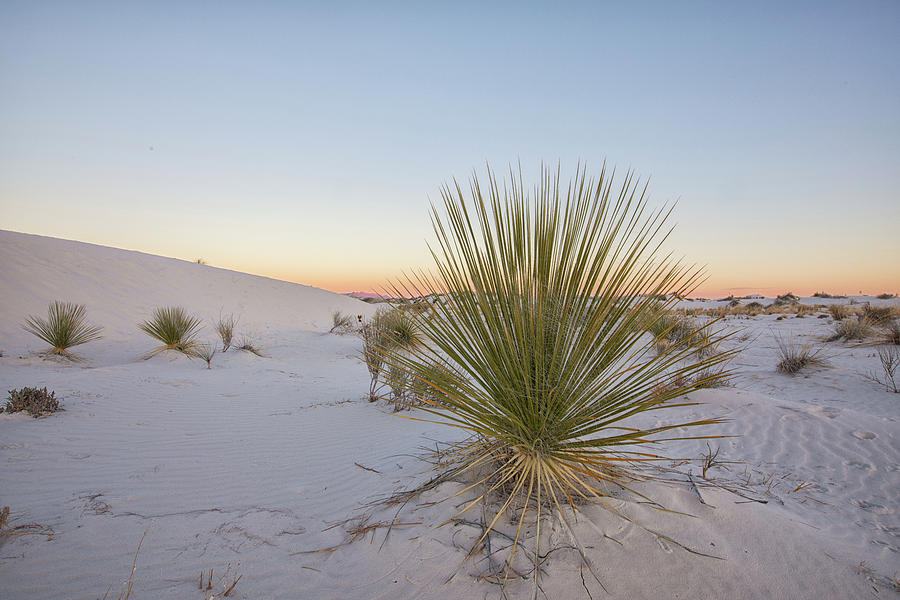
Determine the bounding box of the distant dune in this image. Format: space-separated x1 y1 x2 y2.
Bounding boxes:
0 229 375 352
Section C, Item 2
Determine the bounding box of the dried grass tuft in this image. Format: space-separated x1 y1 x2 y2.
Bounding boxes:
775 334 829 374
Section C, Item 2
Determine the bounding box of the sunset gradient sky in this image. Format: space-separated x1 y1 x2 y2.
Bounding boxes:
2 1 898 297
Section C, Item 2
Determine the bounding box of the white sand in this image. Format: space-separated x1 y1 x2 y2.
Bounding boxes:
1 229 897 599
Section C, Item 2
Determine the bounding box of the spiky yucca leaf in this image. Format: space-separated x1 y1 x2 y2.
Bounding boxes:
22 301 103 357
382 164 734 590
139 306 203 357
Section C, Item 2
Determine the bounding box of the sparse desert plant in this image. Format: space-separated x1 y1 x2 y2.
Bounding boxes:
881 320 900 345
876 293 896 300
359 307 421 402
700 442 727 479
774 333 829 374
361 317 387 401
828 316 874 342
4 387 60 417
139 306 203 357
195 343 216 369
862 304 895 326
198 564 243 598
878 346 900 393
236 336 263 356
863 346 900 393
794 303 817 317
22 301 103 358
214 313 238 351
381 306 421 349
379 164 734 590
645 309 718 357
828 304 852 321
330 310 354 334
745 301 765 316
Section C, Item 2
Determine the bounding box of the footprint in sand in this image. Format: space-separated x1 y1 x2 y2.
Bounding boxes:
843 460 874 471
810 406 841 419
852 431 877 440
854 500 893 515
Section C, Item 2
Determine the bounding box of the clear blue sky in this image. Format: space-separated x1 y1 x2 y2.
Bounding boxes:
2 1 898 295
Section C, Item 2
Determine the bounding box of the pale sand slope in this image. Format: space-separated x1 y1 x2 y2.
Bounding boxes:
0 229 896 599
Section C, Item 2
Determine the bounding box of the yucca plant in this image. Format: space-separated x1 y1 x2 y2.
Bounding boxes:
380 164 734 592
139 306 203 358
22 301 103 358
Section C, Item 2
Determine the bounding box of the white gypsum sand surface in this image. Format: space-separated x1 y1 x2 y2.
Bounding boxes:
0 229 897 599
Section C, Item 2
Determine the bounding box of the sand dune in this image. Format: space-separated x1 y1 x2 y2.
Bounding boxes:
1 230 897 599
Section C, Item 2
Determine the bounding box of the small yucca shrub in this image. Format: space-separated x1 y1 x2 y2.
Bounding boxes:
139 307 203 357
22 301 103 358
380 164 734 590
4 387 61 417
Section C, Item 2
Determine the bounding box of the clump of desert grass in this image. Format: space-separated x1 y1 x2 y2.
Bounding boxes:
828 304 853 321
377 163 735 592
360 306 421 402
880 320 900 345
214 312 238 351
22 301 103 359
236 336 264 356
330 310 354 334
827 316 875 342
3 386 61 417
139 306 203 358
861 304 896 326
774 334 829 374
876 293 896 300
